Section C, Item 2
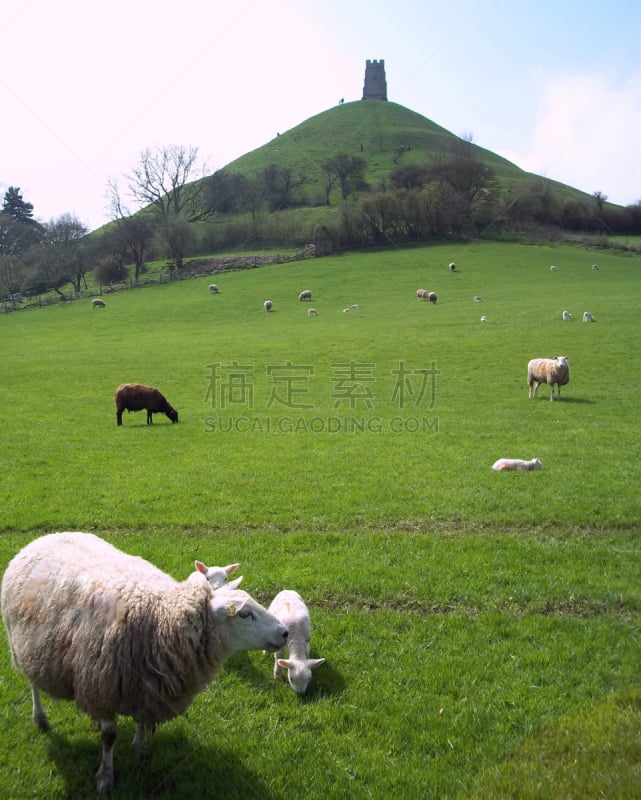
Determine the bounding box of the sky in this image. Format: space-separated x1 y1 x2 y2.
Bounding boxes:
2 0 640 231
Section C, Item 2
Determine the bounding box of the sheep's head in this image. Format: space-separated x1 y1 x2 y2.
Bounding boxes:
556 356 569 369
277 657 326 695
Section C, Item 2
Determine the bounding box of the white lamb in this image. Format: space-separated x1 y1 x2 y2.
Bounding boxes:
264 300 273 312
492 458 542 471
189 560 242 590
308 308 319 316
267 590 325 695
480 315 488 322
527 356 570 401
0 532 288 794
342 304 359 312
473 296 484 303
549 265 558 271
583 311 595 322
208 284 219 294
92 298 106 308
562 310 572 321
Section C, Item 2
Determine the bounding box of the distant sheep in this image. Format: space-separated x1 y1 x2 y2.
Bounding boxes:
592 264 600 270
0 532 288 794
583 311 595 322
267 590 325 695
449 262 456 272
492 458 542 471
562 310 572 321
208 284 219 294
549 265 558 272
416 289 428 300
189 560 242 590
342 304 359 312
115 383 178 425
527 356 570 401
299 290 312 301
427 291 437 304
307 308 319 316
264 300 273 312
480 315 488 322
474 296 484 303
91 298 106 308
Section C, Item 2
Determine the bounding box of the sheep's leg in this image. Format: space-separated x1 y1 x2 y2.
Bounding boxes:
132 722 152 758
96 720 117 795
146 410 153 424
31 685 49 731
116 410 123 426
273 648 286 680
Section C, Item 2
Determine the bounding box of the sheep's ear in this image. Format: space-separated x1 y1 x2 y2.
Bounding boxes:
224 563 240 576
225 576 243 590
277 659 292 670
307 658 326 670
194 560 207 575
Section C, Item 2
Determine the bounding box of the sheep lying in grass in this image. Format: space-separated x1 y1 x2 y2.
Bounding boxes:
583 311 595 322
343 304 359 312
267 590 325 695
92 298 106 308
115 383 178 425
562 310 572 321
308 308 319 316
492 458 542 471
299 290 312 301
527 356 570 401
0 532 288 794
189 561 242 590
264 300 273 312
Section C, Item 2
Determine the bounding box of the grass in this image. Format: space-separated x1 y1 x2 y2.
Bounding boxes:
1 240 640 798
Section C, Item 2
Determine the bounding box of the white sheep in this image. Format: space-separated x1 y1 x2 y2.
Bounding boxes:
592 264 600 270
480 315 488 322
308 308 319 316
473 296 484 303
267 590 325 695
416 289 428 300
0 532 288 795
92 298 106 308
189 560 242 590
562 310 572 321
342 304 359 312
208 284 219 294
549 265 558 271
448 262 456 271
527 356 570 401
264 300 273 312
299 290 312 301
583 311 595 322
492 458 542 471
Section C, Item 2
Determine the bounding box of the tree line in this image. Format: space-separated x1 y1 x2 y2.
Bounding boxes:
1 141 639 300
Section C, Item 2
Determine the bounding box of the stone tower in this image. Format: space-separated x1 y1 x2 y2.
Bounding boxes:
362 59 387 101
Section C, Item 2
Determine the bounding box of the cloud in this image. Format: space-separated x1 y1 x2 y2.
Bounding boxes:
498 70 641 206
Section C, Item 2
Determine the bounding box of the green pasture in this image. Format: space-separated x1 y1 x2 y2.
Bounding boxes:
1 241 640 798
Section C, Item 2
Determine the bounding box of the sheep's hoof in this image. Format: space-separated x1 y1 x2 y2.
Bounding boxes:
95 765 115 795
34 711 50 732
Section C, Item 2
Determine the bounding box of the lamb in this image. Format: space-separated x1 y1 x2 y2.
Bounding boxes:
307 308 319 316
208 284 219 294
299 290 312 301
527 356 570 401
549 265 558 271
115 383 178 426
480 315 488 322
342 304 359 312
562 310 572 321
267 590 325 696
592 264 600 270
492 458 542 471
264 300 273 312
189 560 242 590
92 298 106 308
0 532 288 794
583 311 595 322
449 262 456 271
427 291 437 304
474 296 484 302
416 289 428 300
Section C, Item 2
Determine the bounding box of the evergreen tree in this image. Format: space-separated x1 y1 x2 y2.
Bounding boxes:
2 186 36 224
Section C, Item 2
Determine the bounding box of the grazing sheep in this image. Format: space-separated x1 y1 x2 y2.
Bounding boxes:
583 311 595 322
474 296 484 303
92 298 106 308
299 290 312 301
307 308 319 316
264 300 273 312
592 264 600 270
549 265 558 271
189 560 241 590
267 590 325 696
115 383 178 426
562 310 572 321
416 289 428 300
208 284 219 294
480 315 488 322
342 304 359 312
427 291 437 304
449 262 456 271
527 356 570 401
0 532 288 794
492 458 542 471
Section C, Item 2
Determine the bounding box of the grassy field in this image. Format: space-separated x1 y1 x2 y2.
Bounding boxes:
1 241 640 798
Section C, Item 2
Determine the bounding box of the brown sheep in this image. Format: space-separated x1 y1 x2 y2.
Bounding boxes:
115 384 179 426
416 289 428 300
